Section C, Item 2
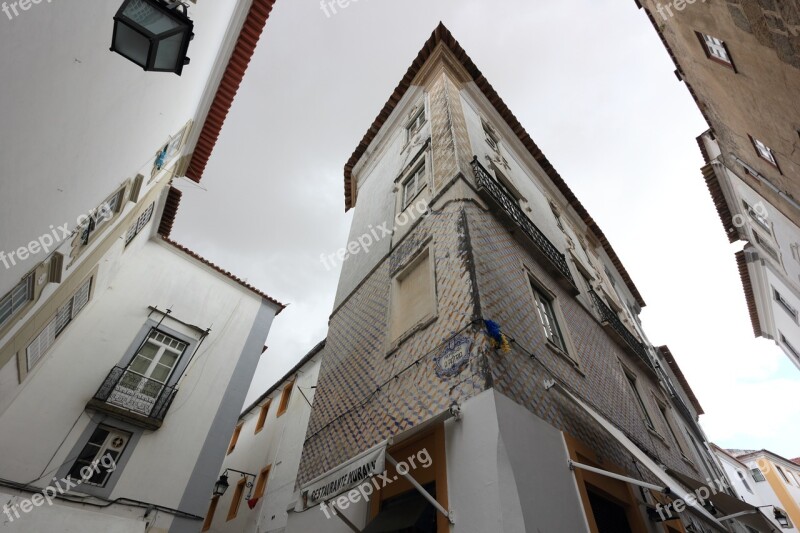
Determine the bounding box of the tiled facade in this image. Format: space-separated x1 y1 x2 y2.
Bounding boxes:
298 25 723 532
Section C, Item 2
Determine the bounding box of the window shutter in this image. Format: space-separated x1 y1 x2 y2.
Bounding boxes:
72 279 91 316
27 319 57 370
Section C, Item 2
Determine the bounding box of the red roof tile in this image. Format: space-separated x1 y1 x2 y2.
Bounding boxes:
342 23 646 307
159 0 276 240
735 249 762 338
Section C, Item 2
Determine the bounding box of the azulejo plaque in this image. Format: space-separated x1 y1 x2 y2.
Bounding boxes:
434 335 473 379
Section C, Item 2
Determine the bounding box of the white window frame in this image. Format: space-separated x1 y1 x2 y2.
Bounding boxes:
405 106 426 141
531 284 567 353
67 426 131 487
753 231 781 263
81 188 125 245
0 273 34 329
699 33 733 66
752 137 778 167
751 468 766 482
26 277 92 371
623 367 655 432
742 200 771 233
781 334 799 359
525 270 580 368
773 289 798 321
401 159 428 210
125 202 155 246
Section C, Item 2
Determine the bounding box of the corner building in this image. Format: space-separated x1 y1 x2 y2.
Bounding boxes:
287 24 776 533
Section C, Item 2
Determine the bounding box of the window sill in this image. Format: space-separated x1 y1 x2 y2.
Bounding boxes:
385 313 438 359
544 341 584 377
646 426 666 444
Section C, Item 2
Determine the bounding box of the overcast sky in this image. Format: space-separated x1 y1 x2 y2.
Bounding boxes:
170 0 800 458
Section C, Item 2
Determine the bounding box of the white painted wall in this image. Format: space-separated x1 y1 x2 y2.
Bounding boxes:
0 222 277 531
0 0 243 294
207 355 321 533
445 389 590 533
0 490 146 533
699 131 800 370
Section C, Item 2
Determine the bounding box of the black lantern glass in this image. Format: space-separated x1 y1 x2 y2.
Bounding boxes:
213 474 229 497
111 0 194 75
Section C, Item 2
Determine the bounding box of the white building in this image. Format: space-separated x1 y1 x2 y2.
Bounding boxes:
200 341 323 533
698 131 800 371
714 447 800 531
0 1 286 531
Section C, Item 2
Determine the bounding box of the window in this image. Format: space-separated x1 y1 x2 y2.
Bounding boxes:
201 496 219 531
255 400 271 433
753 231 780 263
774 290 798 321
227 478 247 521
624 371 655 431
389 247 436 343
751 136 779 168
658 404 690 458
531 283 567 353
80 189 124 245
277 382 293 417
227 424 243 454
604 266 617 288
777 465 791 484
26 277 92 371
125 202 155 246
482 119 500 151
698 32 733 66
550 203 564 231
751 468 766 482
0 274 33 329
401 161 427 210
781 334 799 359
254 465 271 499
737 471 753 493
743 201 770 232
121 330 186 401
406 107 426 140
67 426 130 487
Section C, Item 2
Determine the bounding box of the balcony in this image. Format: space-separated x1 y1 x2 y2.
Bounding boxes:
86 366 178 430
470 157 576 290
588 290 654 372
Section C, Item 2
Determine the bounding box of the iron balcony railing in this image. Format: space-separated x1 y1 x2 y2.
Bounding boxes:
471 157 575 287
589 290 654 370
92 366 178 424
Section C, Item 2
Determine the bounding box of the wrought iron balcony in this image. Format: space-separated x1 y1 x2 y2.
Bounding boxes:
471 157 576 289
589 290 654 371
87 366 178 430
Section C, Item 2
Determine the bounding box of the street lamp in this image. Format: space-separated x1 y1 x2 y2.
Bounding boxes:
111 0 194 75
212 469 256 500
212 473 229 498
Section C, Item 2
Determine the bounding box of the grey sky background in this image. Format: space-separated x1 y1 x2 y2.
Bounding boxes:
171 0 800 457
